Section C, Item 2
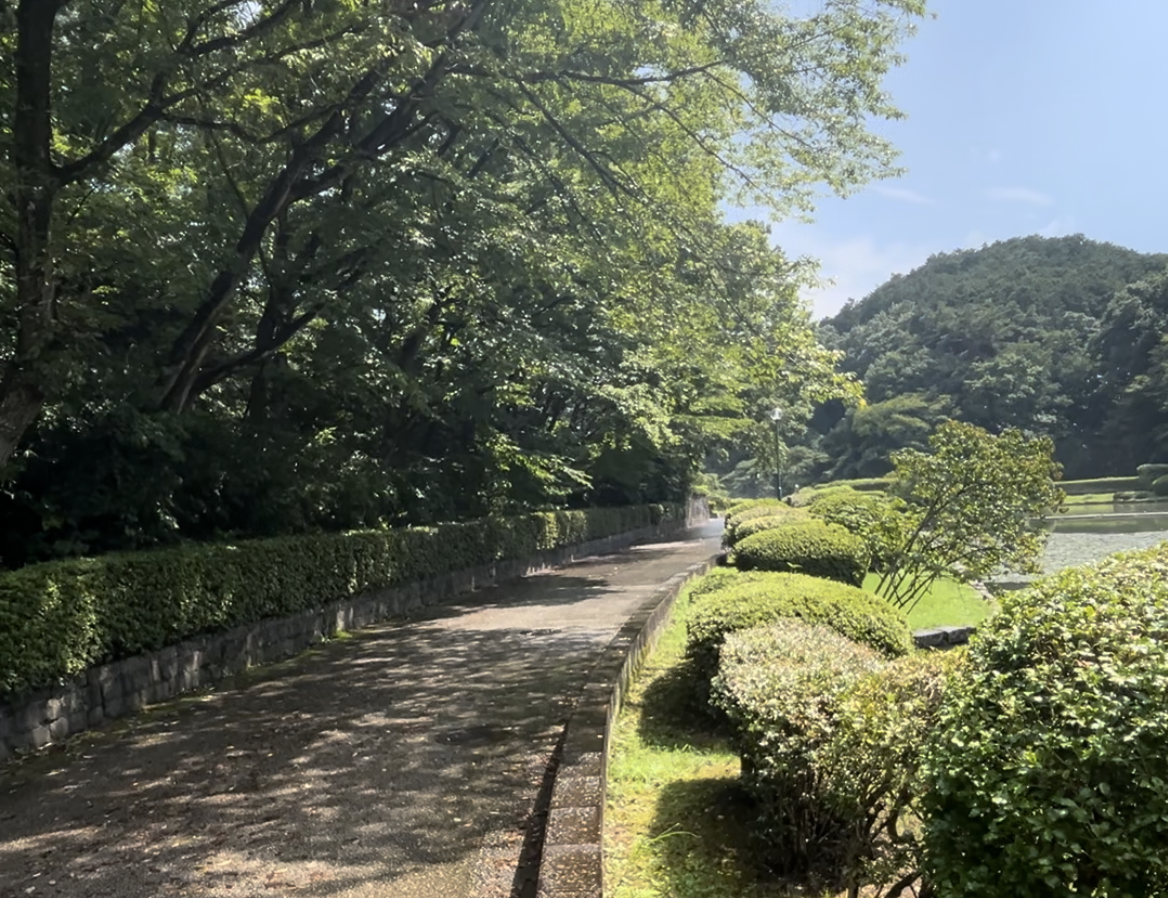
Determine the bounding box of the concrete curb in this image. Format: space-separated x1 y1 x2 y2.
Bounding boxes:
534 555 716 898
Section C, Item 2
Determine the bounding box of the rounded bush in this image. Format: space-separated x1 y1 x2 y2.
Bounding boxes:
734 520 869 586
719 504 803 546
1153 473 1168 497
922 543 1168 897
729 510 811 547
711 620 883 876
806 489 905 570
714 627 961 884
685 571 912 687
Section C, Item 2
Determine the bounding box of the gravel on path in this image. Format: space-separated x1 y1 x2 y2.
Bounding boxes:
0 525 722 898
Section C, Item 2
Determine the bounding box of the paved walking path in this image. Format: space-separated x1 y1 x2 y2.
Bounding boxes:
0 525 721 898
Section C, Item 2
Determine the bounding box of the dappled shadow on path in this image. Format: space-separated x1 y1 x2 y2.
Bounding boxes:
0 538 720 898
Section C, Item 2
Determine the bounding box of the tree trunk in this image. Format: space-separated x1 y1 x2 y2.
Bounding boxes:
0 0 65 471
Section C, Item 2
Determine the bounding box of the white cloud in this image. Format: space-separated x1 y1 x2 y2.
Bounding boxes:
768 225 940 319
987 186 1054 206
871 184 934 206
1038 215 1077 237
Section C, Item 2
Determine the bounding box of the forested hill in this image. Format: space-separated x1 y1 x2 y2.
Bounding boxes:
817 235 1168 479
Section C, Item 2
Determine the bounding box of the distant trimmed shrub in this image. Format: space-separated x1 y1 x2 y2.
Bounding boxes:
1153 474 1168 497
1136 463 1168 490
734 520 869 586
723 500 801 544
685 572 911 688
729 510 811 547
922 543 1168 897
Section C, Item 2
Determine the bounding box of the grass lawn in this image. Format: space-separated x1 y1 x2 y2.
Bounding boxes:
605 585 829 898
861 573 992 630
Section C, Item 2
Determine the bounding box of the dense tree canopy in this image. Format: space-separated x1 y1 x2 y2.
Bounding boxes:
813 235 1168 480
0 0 924 565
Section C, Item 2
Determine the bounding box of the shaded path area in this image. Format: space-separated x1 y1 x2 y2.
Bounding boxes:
0 526 720 898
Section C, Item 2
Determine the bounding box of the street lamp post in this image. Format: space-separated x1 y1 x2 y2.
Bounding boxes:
770 407 783 500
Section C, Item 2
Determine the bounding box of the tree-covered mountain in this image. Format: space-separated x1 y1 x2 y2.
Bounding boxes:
816 235 1168 479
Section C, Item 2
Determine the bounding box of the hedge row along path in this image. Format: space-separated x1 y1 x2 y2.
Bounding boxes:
0 523 721 898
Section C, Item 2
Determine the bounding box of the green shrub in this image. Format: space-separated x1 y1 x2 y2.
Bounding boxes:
728 510 811 547
1152 474 1168 497
723 500 795 539
0 504 678 696
822 477 892 493
1136 463 1168 490
724 497 784 520
713 623 961 889
734 520 870 586
922 543 1168 898
685 572 911 688
710 620 883 877
806 489 905 570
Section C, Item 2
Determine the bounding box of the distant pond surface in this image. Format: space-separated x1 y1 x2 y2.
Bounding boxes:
1040 499 1168 574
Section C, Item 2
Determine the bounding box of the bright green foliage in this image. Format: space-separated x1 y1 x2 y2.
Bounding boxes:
873 421 1063 614
709 620 883 877
0 0 926 565
684 567 775 602
806 487 903 569
685 572 911 690
0 504 676 696
722 500 801 545
734 520 870 586
922 543 1168 898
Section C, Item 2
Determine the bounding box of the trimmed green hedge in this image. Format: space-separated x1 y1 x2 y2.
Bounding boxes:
805 488 904 570
0 504 679 697
685 571 911 688
734 520 870 586
1059 476 1140 495
923 541 1168 897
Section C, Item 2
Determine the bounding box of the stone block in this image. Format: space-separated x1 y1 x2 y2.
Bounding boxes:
27 724 52 749
545 806 601 845
48 716 71 741
552 776 602 809
537 845 602 895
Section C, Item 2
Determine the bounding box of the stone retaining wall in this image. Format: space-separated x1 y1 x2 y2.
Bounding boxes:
0 503 708 762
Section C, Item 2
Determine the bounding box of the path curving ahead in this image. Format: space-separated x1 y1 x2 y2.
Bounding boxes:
0 524 721 898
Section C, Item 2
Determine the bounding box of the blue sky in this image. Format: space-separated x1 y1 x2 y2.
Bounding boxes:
764 0 1168 319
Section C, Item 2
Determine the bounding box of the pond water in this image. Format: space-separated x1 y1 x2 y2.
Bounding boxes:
1038 500 1168 574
